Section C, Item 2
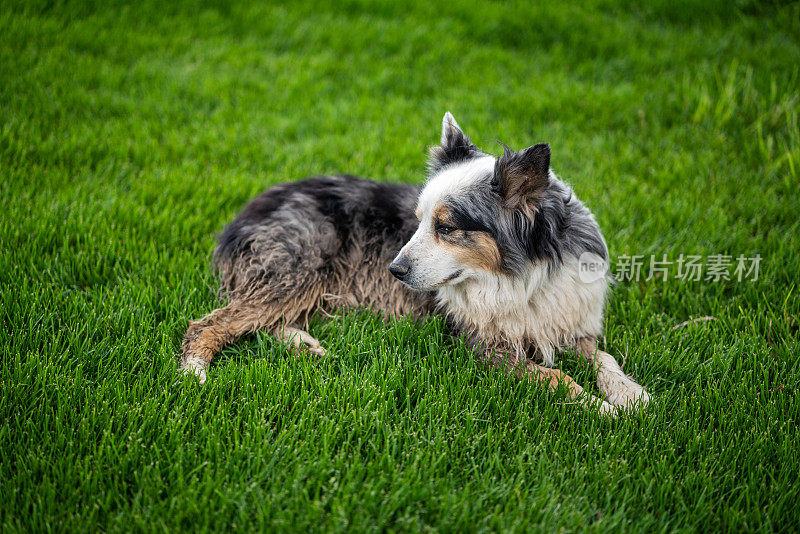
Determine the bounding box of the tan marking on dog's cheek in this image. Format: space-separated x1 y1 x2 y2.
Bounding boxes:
442 233 502 273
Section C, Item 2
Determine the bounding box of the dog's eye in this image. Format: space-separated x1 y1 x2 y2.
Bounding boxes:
436 224 457 235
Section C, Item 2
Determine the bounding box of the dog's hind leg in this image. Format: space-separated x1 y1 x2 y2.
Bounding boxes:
180 301 269 384
273 325 326 357
180 299 326 383
577 338 650 411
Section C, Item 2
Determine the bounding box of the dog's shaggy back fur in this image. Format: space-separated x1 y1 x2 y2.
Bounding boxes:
214 175 431 321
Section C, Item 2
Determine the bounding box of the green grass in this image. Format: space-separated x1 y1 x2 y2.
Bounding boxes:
2 0 799 531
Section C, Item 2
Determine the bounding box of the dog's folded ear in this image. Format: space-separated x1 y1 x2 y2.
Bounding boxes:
428 112 479 174
492 143 551 214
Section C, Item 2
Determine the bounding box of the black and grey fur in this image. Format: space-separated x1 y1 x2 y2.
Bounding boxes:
180 113 650 414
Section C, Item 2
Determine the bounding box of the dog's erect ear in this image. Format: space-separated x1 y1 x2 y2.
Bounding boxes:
428 112 479 174
492 143 551 213
440 111 466 146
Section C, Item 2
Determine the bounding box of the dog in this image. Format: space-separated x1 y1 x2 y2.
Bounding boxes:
180 112 650 414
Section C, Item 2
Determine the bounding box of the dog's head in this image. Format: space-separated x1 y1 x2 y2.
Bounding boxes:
390 112 566 291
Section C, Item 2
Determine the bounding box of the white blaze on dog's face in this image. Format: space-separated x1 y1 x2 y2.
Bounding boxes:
396 156 500 289
390 113 506 290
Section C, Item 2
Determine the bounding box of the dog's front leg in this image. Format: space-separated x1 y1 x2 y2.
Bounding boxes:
577 338 650 411
515 359 617 416
481 348 616 416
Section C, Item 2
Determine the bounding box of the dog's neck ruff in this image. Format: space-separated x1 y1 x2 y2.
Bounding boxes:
434 257 607 365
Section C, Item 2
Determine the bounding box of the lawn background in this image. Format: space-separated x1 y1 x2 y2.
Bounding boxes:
1 0 799 531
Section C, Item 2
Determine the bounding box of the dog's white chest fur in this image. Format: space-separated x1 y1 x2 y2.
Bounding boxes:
436 258 607 365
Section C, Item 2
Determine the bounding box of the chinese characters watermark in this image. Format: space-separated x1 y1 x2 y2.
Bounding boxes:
612 254 761 283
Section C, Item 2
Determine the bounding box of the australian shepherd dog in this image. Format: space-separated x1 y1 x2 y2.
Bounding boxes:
180 113 650 415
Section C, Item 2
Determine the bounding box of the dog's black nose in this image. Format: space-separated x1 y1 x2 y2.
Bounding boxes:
389 260 411 280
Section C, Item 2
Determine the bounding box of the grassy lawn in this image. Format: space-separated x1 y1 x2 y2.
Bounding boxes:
2 0 799 531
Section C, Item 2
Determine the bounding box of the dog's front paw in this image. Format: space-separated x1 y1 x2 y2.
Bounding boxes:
596 398 619 418
602 373 650 411
181 358 208 385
